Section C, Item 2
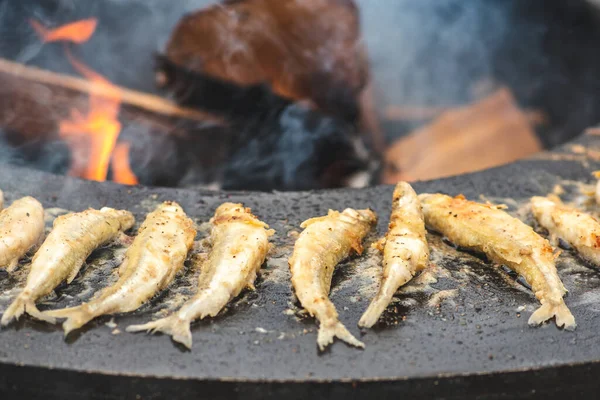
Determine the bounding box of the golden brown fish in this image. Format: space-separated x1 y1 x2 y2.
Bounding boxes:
289 208 377 350
0 196 44 273
45 201 195 335
419 193 575 330
1 207 134 326
127 203 273 348
531 195 600 266
359 182 429 328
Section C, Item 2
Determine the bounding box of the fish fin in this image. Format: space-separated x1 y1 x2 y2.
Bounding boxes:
1 295 27 326
300 215 333 228
528 301 576 330
5 258 19 273
115 232 134 247
1 294 55 326
116 259 129 276
371 238 386 252
44 305 94 335
126 316 193 349
317 320 364 351
246 270 258 291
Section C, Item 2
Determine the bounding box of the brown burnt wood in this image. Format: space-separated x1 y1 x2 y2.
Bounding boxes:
383 88 544 183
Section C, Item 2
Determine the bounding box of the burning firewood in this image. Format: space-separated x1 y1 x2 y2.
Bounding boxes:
1 8 378 191
161 0 373 129
0 57 228 186
383 88 543 183
156 56 377 191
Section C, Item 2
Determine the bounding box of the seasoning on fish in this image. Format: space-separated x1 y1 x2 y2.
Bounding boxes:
359 182 429 328
0 196 45 273
289 208 377 350
127 203 273 348
419 193 575 330
1 207 134 326
45 201 196 335
531 195 600 267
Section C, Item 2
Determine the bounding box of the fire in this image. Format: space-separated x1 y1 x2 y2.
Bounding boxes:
59 47 123 182
30 18 138 185
111 142 138 185
30 18 98 44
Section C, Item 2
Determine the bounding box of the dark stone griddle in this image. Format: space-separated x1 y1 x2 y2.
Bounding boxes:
2 134 600 399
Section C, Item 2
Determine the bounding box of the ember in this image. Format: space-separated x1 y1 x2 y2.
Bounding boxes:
29 18 98 44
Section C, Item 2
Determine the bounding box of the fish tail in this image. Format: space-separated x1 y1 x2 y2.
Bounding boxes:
359 267 413 328
126 315 193 349
358 295 391 329
1 294 55 326
317 319 365 351
1 296 27 326
45 305 95 336
528 301 576 330
29 19 49 42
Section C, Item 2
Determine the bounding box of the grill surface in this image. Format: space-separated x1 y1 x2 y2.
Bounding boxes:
1 133 600 399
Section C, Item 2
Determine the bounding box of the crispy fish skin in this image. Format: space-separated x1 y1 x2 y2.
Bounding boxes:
531 196 600 266
0 196 44 273
45 201 196 335
127 203 273 348
359 182 429 328
419 193 575 330
289 208 377 350
1 207 134 326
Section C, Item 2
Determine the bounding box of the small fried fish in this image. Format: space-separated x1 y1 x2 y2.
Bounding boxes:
531 195 600 267
1 207 134 326
0 196 44 273
289 208 377 350
45 201 195 335
359 182 429 328
419 193 575 330
127 203 273 348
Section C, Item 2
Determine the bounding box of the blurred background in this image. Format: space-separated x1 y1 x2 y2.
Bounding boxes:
0 0 599 190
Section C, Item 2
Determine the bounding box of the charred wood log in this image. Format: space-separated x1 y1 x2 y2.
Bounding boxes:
164 0 367 124
0 56 378 190
156 55 379 191
161 0 385 152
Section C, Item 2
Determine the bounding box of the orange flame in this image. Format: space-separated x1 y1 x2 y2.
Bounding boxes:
30 18 137 185
30 18 98 44
59 47 122 182
111 142 138 185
